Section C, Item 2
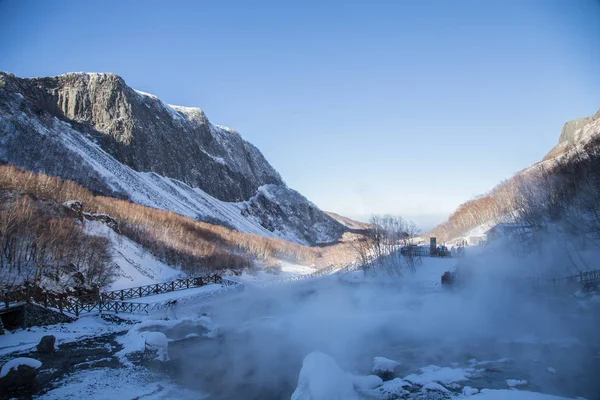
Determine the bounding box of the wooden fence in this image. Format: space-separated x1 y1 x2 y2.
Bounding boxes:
1 274 226 316
530 269 600 292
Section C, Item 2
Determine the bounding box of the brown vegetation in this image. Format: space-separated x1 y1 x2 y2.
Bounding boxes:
0 165 359 277
0 191 114 290
430 137 600 244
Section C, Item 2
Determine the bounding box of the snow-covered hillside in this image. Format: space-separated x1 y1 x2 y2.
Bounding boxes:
85 221 184 290
0 72 345 245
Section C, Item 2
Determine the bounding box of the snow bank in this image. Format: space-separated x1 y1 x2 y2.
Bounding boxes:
404 364 473 386
291 352 359 400
463 386 480 395
0 357 42 377
351 374 383 389
357 378 411 399
116 316 217 363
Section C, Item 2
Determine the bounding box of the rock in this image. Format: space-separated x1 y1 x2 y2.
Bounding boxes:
37 335 56 354
373 356 401 381
83 212 120 233
357 377 411 399
0 364 39 397
63 200 84 220
20 303 73 329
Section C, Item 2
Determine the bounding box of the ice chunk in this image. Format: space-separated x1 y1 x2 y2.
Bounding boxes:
404 365 472 385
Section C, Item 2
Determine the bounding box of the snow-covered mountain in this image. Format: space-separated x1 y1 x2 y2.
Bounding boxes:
543 108 600 160
0 72 344 245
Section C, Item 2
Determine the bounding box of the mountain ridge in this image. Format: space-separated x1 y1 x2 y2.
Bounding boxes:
431 107 600 242
0 71 345 245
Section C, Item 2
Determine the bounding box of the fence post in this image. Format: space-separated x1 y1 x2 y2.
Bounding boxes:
186 279 190 289
139 287 142 298
171 281 175 292
43 293 48 308
75 302 79 317
120 290 124 301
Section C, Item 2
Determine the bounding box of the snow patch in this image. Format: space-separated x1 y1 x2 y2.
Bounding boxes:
1 357 42 377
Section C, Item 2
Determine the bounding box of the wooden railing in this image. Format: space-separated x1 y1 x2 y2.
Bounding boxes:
530 269 600 292
1 274 226 316
102 274 223 301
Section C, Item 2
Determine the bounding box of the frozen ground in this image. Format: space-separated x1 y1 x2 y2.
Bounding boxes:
2 255 598 399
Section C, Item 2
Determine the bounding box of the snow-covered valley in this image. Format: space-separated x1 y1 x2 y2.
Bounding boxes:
2 253 598 400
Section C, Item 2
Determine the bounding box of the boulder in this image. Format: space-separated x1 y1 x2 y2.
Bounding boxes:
0 364 39 396
37 335 56 354
373 356 401 380
0 357 42 397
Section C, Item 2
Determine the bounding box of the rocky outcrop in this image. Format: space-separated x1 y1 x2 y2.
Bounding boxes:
242 185 345 244
64 200 120 233
544 108 600 160
0 72 283 202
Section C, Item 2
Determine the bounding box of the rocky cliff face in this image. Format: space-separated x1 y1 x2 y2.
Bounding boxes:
0 72 344 245
544 108 600 160
0 72 282 202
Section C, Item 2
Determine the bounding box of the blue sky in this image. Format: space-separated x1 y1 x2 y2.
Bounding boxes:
1 0 599 229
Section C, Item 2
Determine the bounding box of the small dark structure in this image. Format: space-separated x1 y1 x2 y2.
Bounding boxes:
485 223 529 242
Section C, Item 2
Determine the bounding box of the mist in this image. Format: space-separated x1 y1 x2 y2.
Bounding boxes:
155 239 600 399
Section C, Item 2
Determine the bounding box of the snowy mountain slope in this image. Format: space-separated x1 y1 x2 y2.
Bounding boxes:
0 72 345 245
325 211 371 230
85 221 184 291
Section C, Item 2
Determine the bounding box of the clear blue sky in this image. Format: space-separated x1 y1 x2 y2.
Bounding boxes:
1 0 599 229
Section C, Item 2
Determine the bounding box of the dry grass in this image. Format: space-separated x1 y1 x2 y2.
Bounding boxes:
0 165 359 273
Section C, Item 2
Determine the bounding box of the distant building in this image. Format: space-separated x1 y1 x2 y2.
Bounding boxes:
485 223 529 242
